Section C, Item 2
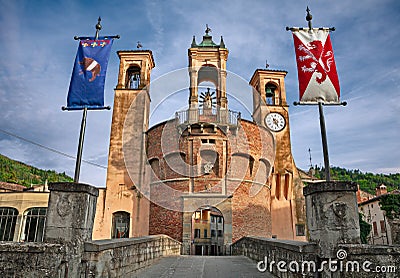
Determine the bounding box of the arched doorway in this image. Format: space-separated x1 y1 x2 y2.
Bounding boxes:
191 206 224 256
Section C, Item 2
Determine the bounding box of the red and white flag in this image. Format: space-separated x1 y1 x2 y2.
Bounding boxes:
292 29 340 103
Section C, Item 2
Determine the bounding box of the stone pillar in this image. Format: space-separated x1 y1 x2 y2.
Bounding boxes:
303 181 360 259
45 182 99 277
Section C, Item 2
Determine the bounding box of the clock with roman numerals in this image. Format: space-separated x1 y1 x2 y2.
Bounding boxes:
265 112 286 132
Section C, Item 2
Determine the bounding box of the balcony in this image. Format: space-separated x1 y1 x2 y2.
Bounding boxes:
175 108 241 127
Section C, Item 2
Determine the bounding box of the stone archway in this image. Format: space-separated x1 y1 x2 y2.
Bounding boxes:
181 198 232 255
191 206 224 256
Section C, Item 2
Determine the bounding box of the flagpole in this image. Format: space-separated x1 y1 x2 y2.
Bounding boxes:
318 101 330 181
290 7 346 182
70 17 119 183
307 7 330 182
72 18 102 183
74 107 87 182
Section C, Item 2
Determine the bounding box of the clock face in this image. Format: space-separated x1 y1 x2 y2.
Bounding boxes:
265 112 286 132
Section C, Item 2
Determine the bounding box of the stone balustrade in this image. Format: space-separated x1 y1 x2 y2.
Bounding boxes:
83 235 182 277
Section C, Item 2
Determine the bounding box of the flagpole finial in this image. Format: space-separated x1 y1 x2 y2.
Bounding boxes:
306 6 312 29
95 17 102 40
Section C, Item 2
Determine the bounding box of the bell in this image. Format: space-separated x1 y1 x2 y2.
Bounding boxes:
132 74 138 81
266 87 274 97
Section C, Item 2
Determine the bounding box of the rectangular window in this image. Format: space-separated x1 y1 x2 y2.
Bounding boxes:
211 230 216 237
217 230 223 237
380 220 386 233
0 207 18 241
295 224 305 236
194 229 200 238
211 216 215 223
373 222 378 236
204 229 208 238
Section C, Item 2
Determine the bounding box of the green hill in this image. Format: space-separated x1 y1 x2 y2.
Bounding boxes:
313 166 400 195
0 154 73 187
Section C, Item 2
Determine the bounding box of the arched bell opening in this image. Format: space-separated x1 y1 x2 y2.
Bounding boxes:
265 83 277 105
126 65 141 89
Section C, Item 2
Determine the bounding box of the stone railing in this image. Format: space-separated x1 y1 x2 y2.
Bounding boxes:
232 237 400 278
232 236 317 278
83 235 182 277
0 183 181 278
0 242 67 277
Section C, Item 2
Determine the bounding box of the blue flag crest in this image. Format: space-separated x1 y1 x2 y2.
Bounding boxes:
67 37 114 109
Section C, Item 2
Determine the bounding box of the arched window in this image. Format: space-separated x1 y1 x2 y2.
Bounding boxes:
22 207 47 242
126 66 141 89
265 83 277 105
0 207 18 241
112 211 130 238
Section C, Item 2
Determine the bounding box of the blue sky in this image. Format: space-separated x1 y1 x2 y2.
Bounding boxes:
0 0 399 187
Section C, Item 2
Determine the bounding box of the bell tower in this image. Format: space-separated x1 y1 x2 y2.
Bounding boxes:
250 69 306 241
187 26 229 123
93 50 155 240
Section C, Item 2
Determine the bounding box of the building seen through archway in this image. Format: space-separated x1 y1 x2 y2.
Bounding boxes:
192 206 224 255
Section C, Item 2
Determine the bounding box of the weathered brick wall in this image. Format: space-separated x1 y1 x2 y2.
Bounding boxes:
83 235 182 277
149 202 183 242
146 119 274 245
232 182 272 242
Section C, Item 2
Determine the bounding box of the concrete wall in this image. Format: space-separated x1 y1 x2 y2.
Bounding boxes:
0 183 181 277
232 237 400 278
232 236 317 277
0 242 66 278
83 235 181 277
0 235 182 278
233 181 399 278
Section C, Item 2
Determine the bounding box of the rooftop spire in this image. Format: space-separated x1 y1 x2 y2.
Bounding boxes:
191 35 197 47
95 17 102 40
306 6 312 29
220 36 225 48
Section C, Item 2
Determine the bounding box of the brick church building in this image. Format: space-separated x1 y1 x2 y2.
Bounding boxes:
92 28 306 255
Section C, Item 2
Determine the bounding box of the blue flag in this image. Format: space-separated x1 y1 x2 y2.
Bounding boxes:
67 37 114 109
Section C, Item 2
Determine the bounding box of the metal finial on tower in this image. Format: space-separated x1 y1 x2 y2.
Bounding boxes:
205 24 212 35
306 6 312 29
137 41 143 49
95 17 102 40
220 36 225 48
265 59 270 69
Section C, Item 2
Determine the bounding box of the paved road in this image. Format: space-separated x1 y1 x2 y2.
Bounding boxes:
134 255 276 278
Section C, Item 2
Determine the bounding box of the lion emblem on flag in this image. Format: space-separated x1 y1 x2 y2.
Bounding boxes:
297 40 334 84
79 57 101 82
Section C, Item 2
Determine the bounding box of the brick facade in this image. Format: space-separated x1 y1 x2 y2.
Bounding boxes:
146 119 274 247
